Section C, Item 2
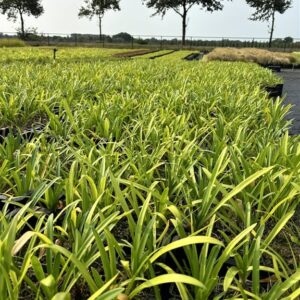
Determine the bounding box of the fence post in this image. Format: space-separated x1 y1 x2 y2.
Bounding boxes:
47 34 50 46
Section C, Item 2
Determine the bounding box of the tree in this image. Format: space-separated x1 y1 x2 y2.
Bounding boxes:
246 0 292 48
0 0 43 38
284 36 293 43
79 0 120 43
142 0 228 46
113 32 133 42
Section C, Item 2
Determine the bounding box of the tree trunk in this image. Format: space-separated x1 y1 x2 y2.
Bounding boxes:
19 10 25 39
268 8 276 48
99 14 102 43
182 8 187 47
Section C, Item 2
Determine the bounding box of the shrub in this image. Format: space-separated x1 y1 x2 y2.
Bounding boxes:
204 47 297 65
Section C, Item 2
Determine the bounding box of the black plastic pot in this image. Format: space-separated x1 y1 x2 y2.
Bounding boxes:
0 191 33 211
52 105 60 115
21 129 37 141
21 125 44 141
0 192 66 233
0 127 12 143
184 52 202 61
266 65 281 72
149 50 176 60
265 84 284 99
0 125 44 144
261 64 300 70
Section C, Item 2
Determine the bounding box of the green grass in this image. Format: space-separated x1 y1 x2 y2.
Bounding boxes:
0 48 299 300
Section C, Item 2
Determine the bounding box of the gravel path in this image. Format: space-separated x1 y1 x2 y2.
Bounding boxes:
280 69 300 135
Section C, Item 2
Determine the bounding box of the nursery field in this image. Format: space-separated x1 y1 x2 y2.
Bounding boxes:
0 47 134 63
134 50 197 60
1 48 300 300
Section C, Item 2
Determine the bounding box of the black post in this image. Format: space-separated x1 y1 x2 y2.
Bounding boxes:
53 48 58 60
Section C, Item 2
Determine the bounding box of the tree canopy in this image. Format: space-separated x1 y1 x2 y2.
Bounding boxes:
79 0 120 41
142 0 227 46
246 0 292 21
0 0 43 37
143 0 224 15
246 0 292 47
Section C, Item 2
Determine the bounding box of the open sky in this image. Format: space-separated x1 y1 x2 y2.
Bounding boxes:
0 0 299 39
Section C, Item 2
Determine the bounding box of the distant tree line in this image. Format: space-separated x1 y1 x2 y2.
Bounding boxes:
0 0 294 47
1 30 298 50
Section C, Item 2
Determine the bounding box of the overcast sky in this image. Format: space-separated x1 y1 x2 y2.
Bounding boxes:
0 0 299 39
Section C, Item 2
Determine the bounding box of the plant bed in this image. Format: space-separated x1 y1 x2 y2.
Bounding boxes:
1 49 300 299
203 48 296 65
149 50 177 60
113 49 159 58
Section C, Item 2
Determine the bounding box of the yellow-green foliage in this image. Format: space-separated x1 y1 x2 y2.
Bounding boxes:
0 47 135 63
0 38 26 47
0 48 299 300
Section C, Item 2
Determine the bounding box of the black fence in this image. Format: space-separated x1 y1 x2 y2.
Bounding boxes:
1 32 300 51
